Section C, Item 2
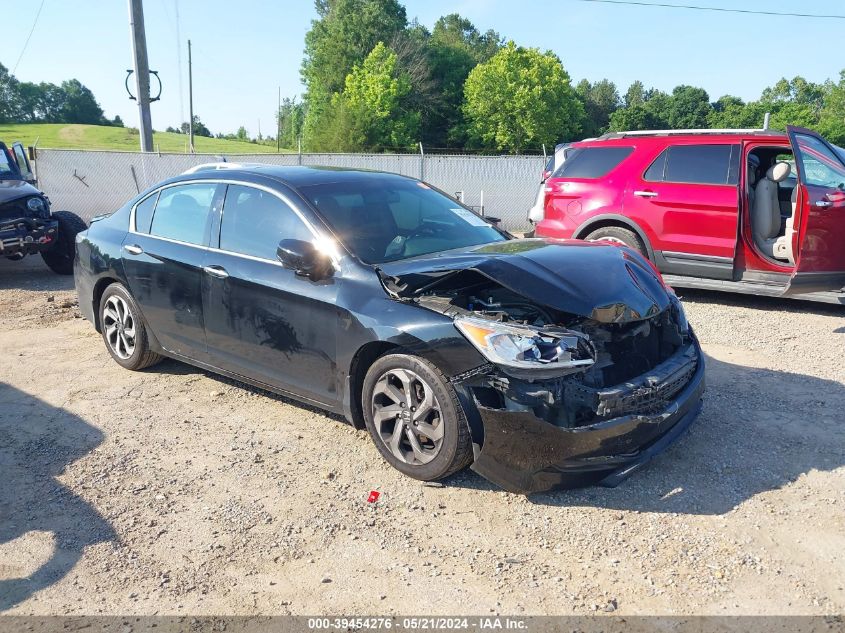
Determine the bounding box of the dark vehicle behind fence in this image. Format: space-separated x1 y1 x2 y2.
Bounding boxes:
0 141 86 274
74 165 704 494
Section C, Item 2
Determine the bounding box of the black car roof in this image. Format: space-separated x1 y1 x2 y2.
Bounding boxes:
172 165 415 189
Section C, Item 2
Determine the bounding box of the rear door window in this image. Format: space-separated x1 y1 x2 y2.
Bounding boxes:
553 146 633 179
647 144 739 185
149 183 217 246
219 185 313 260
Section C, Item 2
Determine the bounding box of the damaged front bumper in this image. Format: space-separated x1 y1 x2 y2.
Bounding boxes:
0 217 58 257
461 339 705 494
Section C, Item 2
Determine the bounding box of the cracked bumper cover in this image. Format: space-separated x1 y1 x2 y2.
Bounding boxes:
467 339 705 494
0 217 58 256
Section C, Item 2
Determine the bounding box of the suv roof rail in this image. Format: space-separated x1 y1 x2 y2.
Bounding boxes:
182 161 262 175
597 128 780 140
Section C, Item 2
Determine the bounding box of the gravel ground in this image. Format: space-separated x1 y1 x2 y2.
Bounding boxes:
0 256 843 616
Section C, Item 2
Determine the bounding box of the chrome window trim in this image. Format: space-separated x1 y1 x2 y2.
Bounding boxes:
128 178 342 271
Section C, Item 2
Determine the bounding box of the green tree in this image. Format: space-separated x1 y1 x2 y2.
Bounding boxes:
666 85 711 129
576 78 620 137
609 103 657 131
768 101 819 131
277 97 306 148
235 126 249 141
180 115 212 138
389 20 440 144
339 41 420 150
463 41 583 152
0 62 20 122
819 70 845 145
426 13 502 145
301 0 407 147
761 76 826 113
623 80 646 108
58 79 106 124
608 86 670 131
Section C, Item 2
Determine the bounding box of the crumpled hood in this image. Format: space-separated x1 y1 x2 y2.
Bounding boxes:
379 238 672 323
0 179 41 205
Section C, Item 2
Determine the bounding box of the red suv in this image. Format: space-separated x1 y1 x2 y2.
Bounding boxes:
534 126 845 303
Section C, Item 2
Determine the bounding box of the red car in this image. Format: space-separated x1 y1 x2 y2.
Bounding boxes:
533 126 845 303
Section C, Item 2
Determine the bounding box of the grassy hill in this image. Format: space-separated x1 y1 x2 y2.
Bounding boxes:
0 123 292 154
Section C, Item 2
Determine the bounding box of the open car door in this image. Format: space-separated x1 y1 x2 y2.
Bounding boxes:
783 126 845 296
11 142 35 184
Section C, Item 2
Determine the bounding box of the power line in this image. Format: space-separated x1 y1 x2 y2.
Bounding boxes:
12 0 47 75
570 0 845 19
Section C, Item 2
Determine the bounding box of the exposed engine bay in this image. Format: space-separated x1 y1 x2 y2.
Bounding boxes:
413 272 696 430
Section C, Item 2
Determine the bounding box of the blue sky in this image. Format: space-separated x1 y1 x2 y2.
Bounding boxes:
2 1 843 136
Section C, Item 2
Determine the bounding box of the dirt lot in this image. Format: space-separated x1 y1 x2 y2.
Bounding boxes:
1 257 844 616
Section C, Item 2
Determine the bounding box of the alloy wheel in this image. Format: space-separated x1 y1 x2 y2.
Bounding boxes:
102 295 136 360
371 368 444 465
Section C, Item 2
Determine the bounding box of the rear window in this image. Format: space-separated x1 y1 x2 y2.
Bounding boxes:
553 146 633 179
645 144 739 185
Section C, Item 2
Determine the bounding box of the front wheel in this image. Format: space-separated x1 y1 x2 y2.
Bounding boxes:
362 354 473 481
99 283 163 371
41 210 87 275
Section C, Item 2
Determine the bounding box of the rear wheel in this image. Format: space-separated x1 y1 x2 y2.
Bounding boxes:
99 284 162 371
41 210 87 275
583 225 647 258
362 354 473 481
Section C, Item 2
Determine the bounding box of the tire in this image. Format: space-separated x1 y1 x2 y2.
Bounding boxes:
41 210 87 275
362 353 473 482
98 283 163 371
583 225 647 258
523 229 536 239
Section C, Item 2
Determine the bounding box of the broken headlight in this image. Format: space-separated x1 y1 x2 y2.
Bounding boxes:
455 316 595 374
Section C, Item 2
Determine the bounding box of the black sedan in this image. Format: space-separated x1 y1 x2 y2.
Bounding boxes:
74 165 704 494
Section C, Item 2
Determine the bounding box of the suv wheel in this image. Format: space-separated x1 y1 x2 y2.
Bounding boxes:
99 284 162 371
583 226 647 258
362 354 473 482
41 211 87 275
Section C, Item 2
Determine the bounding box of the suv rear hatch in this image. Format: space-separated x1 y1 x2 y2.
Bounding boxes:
539 145 634 232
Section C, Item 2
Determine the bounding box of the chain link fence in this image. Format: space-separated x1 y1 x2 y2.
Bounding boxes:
33 149 544 231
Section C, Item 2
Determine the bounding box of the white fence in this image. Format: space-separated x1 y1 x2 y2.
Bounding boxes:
33 149 545 231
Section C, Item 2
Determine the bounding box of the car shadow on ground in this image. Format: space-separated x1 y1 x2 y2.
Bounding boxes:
444 354 845 514
0 258 74 293
0 383 115 612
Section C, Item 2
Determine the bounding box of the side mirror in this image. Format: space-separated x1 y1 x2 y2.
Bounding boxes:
276 239 334 281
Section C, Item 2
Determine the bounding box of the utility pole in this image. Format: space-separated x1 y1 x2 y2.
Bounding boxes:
128 0 153 152
187 39 195 153
277 86 281 153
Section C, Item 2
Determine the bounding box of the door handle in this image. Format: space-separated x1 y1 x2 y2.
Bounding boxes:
124 244 143 255
815 200 832 208
633 190 658 198
203 265 229 279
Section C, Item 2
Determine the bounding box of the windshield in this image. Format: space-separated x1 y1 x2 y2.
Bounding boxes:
0 145 21 181
300 177 507 264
